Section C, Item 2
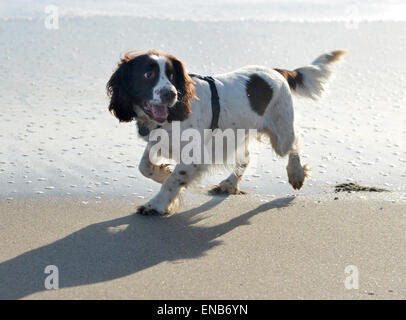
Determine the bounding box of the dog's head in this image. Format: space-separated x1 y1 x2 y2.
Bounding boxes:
107 49 196 126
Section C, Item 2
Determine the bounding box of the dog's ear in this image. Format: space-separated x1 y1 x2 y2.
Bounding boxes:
167 55 197 122
106 60 137 122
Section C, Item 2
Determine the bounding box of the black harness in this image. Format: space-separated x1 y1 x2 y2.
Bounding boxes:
189 74 220 130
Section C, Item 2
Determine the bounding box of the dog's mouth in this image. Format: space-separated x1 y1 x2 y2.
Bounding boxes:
142 101 170 123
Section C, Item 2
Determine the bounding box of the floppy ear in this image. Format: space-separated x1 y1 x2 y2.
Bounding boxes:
167 55 197 122
106 61 137 122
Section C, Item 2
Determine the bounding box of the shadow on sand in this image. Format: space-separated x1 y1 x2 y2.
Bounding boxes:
0 196 294 299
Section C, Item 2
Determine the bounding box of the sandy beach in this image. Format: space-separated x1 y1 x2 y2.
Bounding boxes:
0 1 405 300
1 195 405 299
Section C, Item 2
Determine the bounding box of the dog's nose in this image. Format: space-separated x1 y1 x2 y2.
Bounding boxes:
160 89 176 103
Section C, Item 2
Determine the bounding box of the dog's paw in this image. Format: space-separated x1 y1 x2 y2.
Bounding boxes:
136 205 168 216
209 183 246 195
288 177 304 190
151 164 172 184
159 163 172 174
287 164 310 190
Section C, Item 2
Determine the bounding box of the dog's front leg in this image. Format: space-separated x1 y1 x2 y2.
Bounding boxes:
137 164 207 215
139 145 171 184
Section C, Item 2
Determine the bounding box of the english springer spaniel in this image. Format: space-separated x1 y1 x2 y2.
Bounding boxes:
107 49 346 215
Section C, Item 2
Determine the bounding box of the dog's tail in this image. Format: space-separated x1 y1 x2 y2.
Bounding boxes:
275 50 347 100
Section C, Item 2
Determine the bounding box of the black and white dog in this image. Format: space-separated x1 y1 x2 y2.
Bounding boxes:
107 49 346 215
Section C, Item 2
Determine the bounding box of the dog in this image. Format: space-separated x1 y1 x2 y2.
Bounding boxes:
107 49 346 215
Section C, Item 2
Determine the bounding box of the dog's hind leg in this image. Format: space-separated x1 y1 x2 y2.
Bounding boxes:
209 144 250 195
286 140 309 190
264 126 309 190
262 83 309 189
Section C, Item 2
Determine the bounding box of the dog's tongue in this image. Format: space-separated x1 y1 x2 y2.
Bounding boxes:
151 104 168 122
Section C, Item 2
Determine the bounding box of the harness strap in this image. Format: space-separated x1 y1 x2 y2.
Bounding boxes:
189 74 220 130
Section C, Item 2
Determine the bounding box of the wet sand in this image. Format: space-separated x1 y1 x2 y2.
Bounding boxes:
0 195 405 299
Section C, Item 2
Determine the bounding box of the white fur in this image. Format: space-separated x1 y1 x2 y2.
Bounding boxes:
151 55 177 104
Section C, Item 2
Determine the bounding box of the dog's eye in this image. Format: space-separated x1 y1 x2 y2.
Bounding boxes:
144 71 155 79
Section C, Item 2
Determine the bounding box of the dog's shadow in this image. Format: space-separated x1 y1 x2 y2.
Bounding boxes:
0 196 294 299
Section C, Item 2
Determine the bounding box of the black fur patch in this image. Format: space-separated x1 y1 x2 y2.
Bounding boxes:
274 68 303 90
106 54 160 122
166 55 195 122
246 74 273 116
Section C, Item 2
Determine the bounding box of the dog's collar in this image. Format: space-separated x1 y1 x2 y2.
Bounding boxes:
189 74 220 130
137 122 162 137
138 125 150 136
